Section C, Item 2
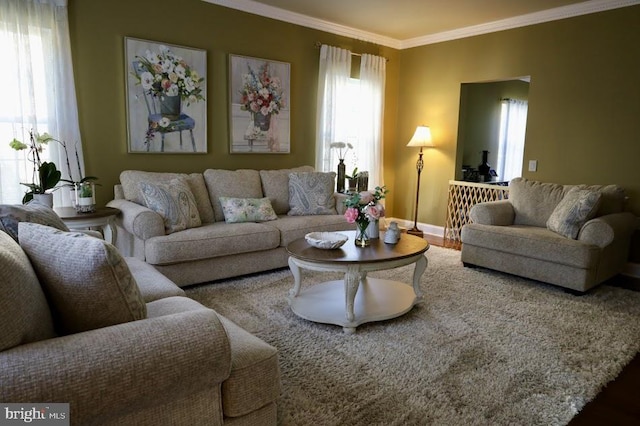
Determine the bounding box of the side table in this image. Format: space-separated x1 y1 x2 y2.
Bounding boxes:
54 207 120 245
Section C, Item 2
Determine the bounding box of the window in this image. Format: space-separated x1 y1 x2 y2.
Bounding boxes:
0 30 52 203
315 45 385 190
0 0 83 206
496 99 528 182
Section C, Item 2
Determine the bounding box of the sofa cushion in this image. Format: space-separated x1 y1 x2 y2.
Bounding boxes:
288 172 337 216
509 178 567 227
573 184 626 216
140 177 202 234
144 222 280 265
461 223 600 269
18 222 147 335
269 215 354 247
0 230 56 351
203 169 263 222
547 188 602 239
259 166 314 215
120 171 215 223
219 197 278 223
0 202 69 242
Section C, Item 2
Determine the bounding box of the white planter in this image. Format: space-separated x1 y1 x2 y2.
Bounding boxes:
32 193 53 208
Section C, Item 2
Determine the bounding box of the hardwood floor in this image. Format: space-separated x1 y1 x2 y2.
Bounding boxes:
425 234 640 425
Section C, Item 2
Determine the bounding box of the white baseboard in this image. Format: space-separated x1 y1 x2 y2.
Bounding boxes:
384 217 444 238
622 262 640 279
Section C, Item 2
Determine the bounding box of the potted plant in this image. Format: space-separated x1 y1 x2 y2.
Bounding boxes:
345 167 359 193
9 131 98 210
9 130 62 205
39 133 99 213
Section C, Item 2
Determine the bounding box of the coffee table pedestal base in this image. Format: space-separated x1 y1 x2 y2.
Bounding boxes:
289 278 422 334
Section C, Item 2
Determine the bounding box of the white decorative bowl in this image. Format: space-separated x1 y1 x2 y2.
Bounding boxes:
305 232 348 249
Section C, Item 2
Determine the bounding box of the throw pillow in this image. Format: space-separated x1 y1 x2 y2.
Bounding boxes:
0 230 56 351
120 171 215 223
259 166 315 215
18 222 147 335
0 202 69 242
546 188 602 239
219 197 278 223
288 172 337 216
140 177 202 234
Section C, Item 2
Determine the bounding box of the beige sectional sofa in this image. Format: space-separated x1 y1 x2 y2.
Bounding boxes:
107 166 353 287
0 204 280 425
461 178 637 292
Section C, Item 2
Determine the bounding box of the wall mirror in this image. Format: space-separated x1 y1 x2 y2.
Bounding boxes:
455 77 530 184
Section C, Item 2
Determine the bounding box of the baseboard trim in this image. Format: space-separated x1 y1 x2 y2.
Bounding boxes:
384 217 444 238
622 262 640 279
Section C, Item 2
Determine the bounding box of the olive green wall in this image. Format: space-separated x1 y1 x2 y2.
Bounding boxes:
396 5 640 230
67 0 399 207
458 80 529 177
69 0 640 238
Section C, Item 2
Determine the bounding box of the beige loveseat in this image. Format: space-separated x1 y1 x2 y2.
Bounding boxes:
461 178 637 292
107 167 353 287
0 205 280 425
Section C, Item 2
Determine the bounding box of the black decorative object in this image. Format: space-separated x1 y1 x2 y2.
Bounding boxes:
478 150 491 182
337 159 346 193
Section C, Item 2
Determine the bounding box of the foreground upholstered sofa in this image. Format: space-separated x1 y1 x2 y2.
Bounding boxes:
0 206 280 425
461 178 637 292
107 167 353 287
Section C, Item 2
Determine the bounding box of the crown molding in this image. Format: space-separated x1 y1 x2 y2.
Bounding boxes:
400 0 640 49
203 0 640 50
202 0 402 49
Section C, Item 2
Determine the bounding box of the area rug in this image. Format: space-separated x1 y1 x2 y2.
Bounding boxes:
185 246 640 425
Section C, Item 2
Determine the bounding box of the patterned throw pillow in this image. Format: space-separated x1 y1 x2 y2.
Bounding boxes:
259 166 315 214
18 222 147 335
288 172 337 216
219 197 278 223
140 177 202 234
546 188 602 239
0 202 69 242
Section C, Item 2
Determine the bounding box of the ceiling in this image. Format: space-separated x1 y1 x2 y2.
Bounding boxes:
204 0 639 48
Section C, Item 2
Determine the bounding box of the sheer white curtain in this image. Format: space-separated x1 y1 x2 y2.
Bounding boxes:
497 98 528 182
357 54 385 188
315 45 351 174
0 0 84 205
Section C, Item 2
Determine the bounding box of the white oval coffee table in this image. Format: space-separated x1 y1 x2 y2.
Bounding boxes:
286 231 429 333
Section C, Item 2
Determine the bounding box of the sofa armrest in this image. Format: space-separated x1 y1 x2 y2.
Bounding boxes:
0 309 231 424
578 212 637 248
107 198 165 240
469 200 515 225
335 192 348 215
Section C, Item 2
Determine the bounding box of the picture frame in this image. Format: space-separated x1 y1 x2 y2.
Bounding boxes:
229 54 290 154
124 37 207 153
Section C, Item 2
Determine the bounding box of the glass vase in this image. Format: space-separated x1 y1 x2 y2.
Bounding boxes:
355 219 370 247
74 182 96 213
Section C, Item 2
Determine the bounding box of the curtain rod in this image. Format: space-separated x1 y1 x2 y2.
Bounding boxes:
314 42 388 62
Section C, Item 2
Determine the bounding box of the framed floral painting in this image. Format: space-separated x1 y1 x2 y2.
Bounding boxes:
229 54 290 154
124 37 207 153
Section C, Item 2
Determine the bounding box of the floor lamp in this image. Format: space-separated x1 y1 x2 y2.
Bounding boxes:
406 125 434 238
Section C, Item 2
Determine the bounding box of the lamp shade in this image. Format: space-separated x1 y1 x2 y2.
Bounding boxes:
406 126 434 148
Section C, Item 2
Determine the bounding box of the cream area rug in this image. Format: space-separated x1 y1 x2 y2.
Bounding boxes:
185 246 640 425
